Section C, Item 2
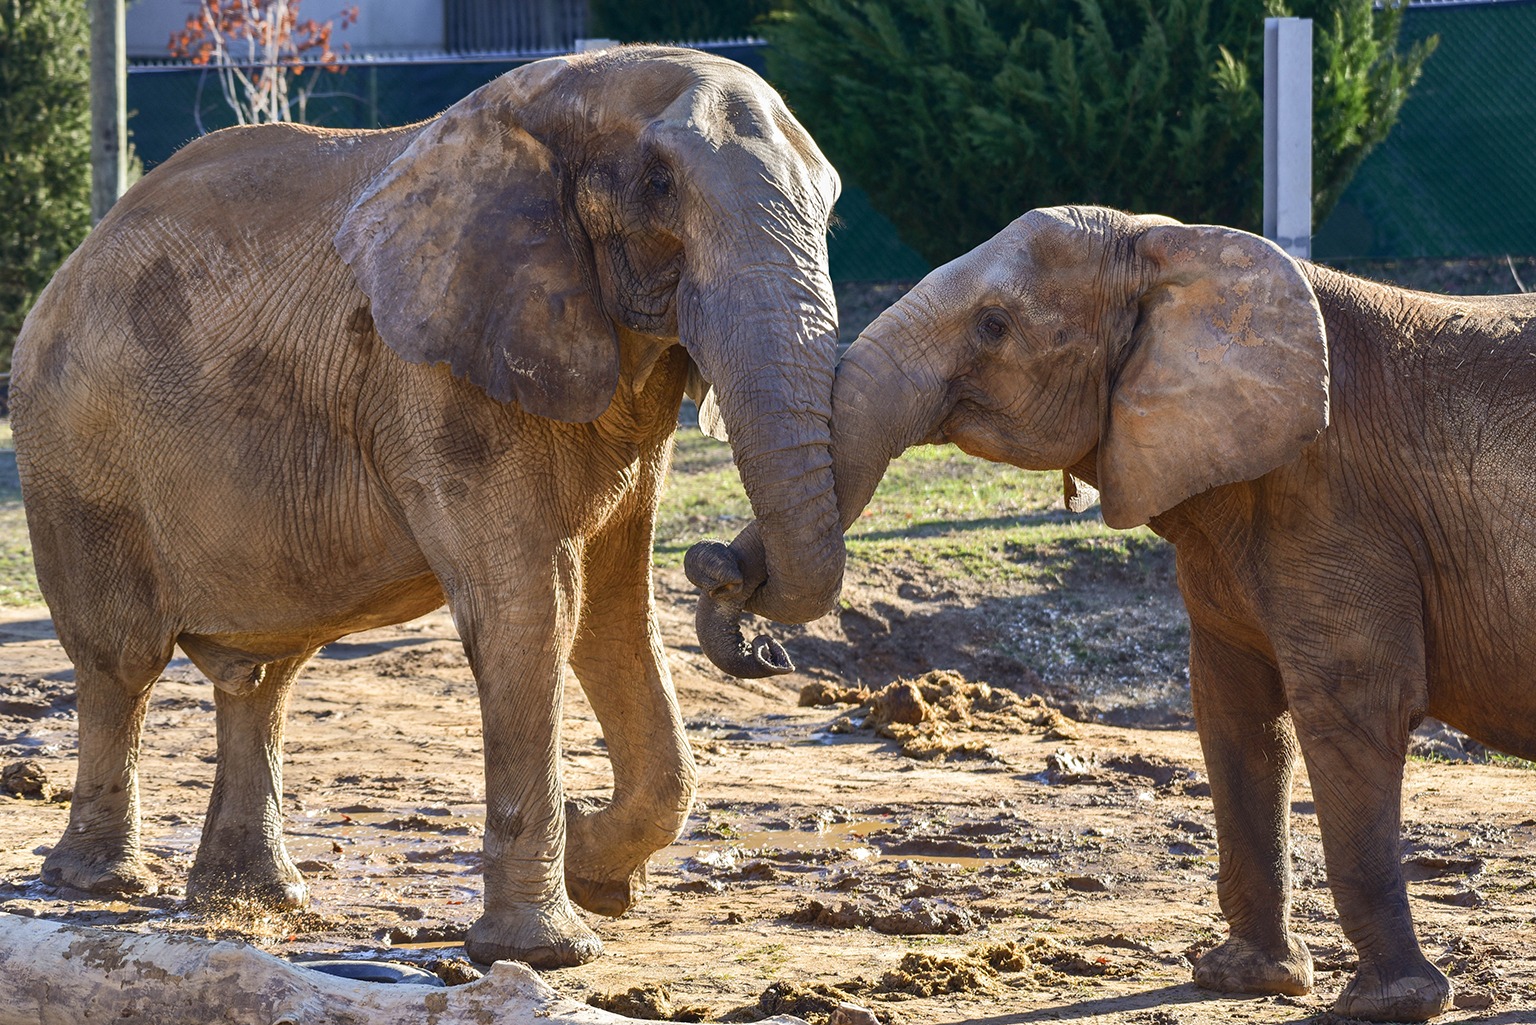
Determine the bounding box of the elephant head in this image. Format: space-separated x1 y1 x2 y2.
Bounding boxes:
334 46 846 642
692 205 1329 675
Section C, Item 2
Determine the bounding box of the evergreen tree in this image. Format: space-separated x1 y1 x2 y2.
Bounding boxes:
766 0 1433 264
589 0 790 42
0 0 91 370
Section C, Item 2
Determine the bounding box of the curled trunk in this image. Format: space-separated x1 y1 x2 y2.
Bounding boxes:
691 305 952 677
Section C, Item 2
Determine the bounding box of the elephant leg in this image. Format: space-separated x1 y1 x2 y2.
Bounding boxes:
1187 626 1313 997
448 550 600 969
1282 622 1451 1022
42 651 168 896
566 505 698 918
187 653 311 910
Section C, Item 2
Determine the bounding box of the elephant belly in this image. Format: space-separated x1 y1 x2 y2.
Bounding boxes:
1424 588 1536 762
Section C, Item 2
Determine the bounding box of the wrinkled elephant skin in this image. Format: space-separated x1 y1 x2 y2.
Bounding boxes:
717 205 1536 1021
11 46 846 969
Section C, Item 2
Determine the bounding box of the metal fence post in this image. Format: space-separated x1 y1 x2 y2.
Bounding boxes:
1263 17 1313 260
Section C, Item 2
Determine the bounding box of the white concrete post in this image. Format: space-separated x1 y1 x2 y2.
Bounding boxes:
89 0 127 224
1263 17 1312 260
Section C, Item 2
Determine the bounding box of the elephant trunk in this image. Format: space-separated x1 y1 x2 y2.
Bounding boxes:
681 258 846 677
690 297 953 677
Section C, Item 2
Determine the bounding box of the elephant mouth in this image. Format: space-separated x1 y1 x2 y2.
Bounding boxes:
617 256 683 334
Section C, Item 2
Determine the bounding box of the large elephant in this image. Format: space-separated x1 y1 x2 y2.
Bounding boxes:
691 205 1536 1021
11 45 848 969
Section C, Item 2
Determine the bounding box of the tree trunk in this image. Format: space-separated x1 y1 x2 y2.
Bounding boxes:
0 912 807 1025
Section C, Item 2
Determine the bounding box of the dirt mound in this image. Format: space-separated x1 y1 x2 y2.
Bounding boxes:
786 896 979 935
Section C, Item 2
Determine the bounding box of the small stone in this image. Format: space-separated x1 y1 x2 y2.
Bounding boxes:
1453 987 1494 1011
829 1002 880 1025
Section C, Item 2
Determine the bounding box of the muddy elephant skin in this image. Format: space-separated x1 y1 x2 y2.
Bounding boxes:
11 46 847 969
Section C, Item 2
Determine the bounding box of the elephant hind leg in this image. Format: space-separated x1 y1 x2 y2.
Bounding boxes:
42 642 173 896
187 653 312 911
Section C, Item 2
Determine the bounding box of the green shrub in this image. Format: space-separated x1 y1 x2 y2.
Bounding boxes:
765 0 1433 264
0 0 91 372
588 0 790 42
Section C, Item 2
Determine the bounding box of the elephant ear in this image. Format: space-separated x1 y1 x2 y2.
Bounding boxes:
1097 223 1329 529
334 58 620 422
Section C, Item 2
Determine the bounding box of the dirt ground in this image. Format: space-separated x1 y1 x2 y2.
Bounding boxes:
1 563 1533 1024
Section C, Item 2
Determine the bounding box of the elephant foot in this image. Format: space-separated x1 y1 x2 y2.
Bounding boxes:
1334 960 1453 1022
563 797 668 917
1193 934 1313 996
41 842 160 897
187 847 307 911
566 863 646 918
465 901 602 969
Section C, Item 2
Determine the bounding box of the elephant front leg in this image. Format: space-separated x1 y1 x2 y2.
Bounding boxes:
565 510 698 917
187 654 310 910
1287 664 1451 1023
1188 627 1314 997
456 572 601 969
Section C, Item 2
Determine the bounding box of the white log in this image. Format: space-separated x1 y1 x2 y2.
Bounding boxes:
0 912 805 1025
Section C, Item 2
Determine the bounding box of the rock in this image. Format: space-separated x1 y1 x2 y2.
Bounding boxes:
1044 748 1098 782
870 897 977 936
785 898 872 929
828 1003 879 1025
1453 987 1494 1011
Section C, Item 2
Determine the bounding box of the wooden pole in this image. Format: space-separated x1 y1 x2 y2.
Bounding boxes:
89 0 127 224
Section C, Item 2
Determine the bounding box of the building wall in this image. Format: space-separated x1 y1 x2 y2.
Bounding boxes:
127 0 447 59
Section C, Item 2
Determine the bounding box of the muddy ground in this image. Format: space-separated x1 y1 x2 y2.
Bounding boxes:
1 561 1533 1024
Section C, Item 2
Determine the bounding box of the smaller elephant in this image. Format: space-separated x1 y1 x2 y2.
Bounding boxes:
692 206 1536 1021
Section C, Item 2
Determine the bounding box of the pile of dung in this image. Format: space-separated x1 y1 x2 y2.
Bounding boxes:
969 940 1032 973
1 759 67 802
588 983 709 1022
727 980 869 1024
804 670 1082 761
800 680 871 707
872 937 1137 998
875 950 998 998
1012 936 1138 980
426 956 482 986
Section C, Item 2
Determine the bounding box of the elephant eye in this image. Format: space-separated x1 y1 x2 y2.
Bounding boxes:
978 309 1010 343
643 165 674 199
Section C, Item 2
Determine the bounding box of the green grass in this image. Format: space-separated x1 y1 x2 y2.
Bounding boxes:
655 431 1161 592
0 424 38 606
